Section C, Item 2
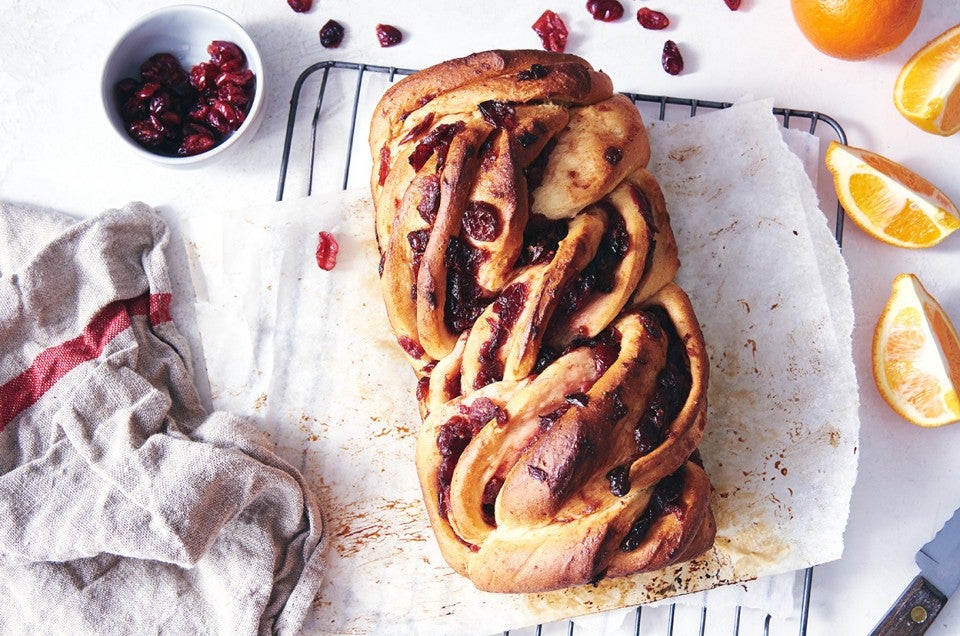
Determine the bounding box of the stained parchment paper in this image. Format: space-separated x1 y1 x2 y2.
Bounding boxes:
180 99 860 634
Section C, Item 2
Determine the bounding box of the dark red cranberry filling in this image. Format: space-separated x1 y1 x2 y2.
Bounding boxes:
606 464 631 496
407 229 430 271
554 205 630 318
437 399 505 519
481 477 505 525
633 307 691 456
416 176 441 225
517 63 551 81
463 201 502 242
443 237 488 334
401 113 436 144
474 282 528 389
478 100 517 129
409 121 465 172
620 467 685 551
517 214 567 267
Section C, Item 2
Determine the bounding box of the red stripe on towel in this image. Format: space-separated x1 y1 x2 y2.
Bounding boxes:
0 292 173 431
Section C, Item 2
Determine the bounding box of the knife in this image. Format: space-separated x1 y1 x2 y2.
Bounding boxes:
871 506 960 635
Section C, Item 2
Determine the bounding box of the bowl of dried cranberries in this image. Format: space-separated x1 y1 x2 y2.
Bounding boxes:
101 5 264 166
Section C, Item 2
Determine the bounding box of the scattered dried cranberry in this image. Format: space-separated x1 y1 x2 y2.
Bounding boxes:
376 24 403 47
315 231 339 270
287 0 312 13
586 0 624 22
319 19 345 48
661 40 684 75
724 0 741 9
532 10 568 53
637 8 670 30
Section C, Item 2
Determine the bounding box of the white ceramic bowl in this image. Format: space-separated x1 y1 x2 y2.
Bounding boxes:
101 4 264 167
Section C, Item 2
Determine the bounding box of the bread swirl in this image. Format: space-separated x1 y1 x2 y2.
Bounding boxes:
369 49 715 593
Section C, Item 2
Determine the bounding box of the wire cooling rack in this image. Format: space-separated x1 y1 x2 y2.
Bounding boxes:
276 60 848 636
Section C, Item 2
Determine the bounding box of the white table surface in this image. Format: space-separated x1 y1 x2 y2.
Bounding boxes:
2 1 960 634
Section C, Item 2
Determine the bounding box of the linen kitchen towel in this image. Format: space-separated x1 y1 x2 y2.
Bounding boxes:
0 201 326 636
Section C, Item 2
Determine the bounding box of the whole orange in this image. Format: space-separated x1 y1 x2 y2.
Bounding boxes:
790 0 923 61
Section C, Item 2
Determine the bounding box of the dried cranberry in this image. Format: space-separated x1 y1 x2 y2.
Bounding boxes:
662 40 684 75
315 231 339 270
465 397 508 427
532 10 568 53
127 119 165 148
493 283 528 329
481 476 504 524
416 176 441 225
517 63 551 81
586 0 624 22
378 146 391 186
606 465 631 496
517 131 539 148
216 68 255 89
408 121 465 172
208 41 245 69
620 469 685 551
400 113 436 144
139 53 191 95
478 100 517 129
287 0 312 13
179 128 216 156
637 8 670 30
212 99 246 128
376 24 403 47
397 335 426 359
463 201 502 242
188 62 216 93
319 19 345 48
217 82 249 107
724 0 741 9
407 229 430 270
444 237 487 334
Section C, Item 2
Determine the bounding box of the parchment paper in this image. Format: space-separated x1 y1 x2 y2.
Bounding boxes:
180 99 860 634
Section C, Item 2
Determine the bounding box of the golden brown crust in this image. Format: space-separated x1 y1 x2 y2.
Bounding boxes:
370 49 715 594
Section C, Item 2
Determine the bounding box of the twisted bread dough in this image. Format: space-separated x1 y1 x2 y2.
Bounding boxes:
370 49 715 593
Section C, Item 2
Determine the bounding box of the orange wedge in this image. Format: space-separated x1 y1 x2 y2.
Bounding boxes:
825 141 960 248
873 274 960 428
894 23 960 136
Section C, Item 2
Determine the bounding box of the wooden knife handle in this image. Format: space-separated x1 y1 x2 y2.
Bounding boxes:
870 575 948 636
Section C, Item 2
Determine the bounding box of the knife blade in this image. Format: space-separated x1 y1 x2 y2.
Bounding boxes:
871 506 960 635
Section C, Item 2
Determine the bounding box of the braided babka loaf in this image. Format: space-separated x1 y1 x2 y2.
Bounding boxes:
369 49 715 593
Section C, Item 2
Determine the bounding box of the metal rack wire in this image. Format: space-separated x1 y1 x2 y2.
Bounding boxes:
276 60 848 636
